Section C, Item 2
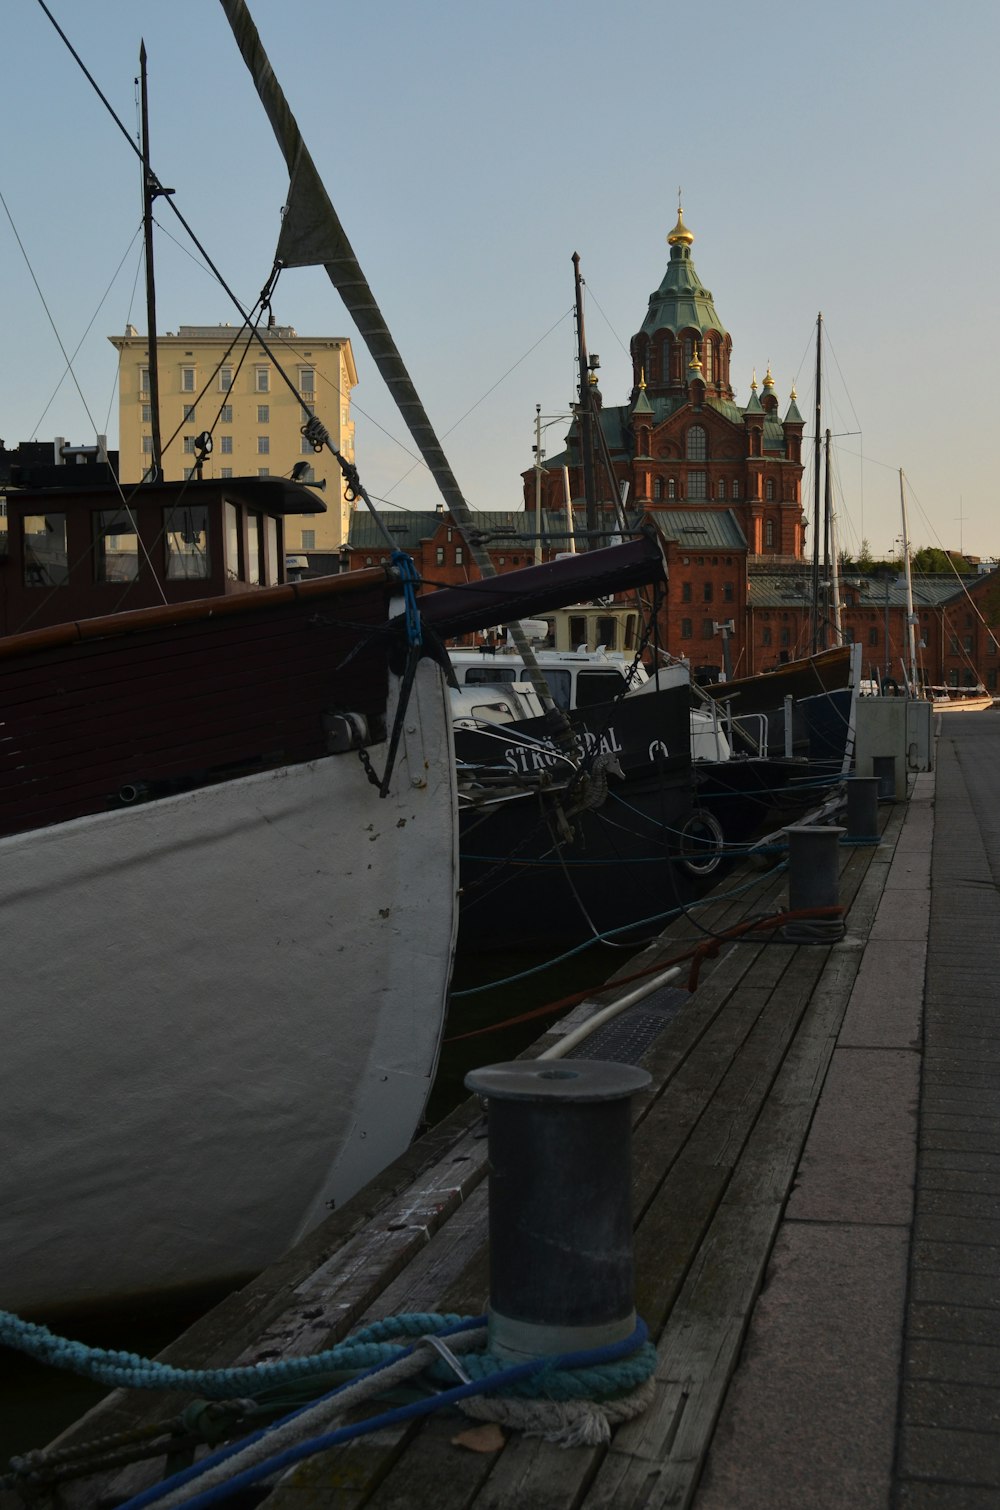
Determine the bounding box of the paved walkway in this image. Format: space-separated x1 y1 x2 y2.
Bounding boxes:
694 715 1000 1509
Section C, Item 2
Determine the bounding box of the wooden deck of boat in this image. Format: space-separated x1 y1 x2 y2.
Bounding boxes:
12 725 1000 1508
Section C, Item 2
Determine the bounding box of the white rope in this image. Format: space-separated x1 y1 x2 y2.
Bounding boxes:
457 1374 656 1447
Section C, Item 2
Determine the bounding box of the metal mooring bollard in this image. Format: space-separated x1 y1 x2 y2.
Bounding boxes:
783 824 847 940
845 777 881 843
464 1058 650 1361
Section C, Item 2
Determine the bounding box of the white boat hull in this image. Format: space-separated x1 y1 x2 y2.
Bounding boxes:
1 659 459 1314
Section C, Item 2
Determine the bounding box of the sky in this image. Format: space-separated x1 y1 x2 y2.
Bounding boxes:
3 0 998 560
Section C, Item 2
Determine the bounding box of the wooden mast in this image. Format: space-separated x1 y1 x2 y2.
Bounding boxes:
139 42 167 481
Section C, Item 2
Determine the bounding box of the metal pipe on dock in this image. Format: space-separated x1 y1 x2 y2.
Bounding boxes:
465 1059 650 1362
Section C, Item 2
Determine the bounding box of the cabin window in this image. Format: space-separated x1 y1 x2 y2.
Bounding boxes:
680 618 693 639
266 517 278 583
686 426 707 461
219 367 233 391
247 513 264 585
23 513 68 586
220 436 233 454
93 510 139 583
577 670 627 707
255 367 270 393
258 436 270 455
164 505 209 580
687 473 707 500
257 405 269 424
624 615 637 651
597 617 618 648
225 501 242 578
182 367 196 393
569 615 587 647
221 405 233 424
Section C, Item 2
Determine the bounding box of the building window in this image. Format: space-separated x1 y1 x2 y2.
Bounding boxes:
703 582 713 603
780 627 791 647
221 404 233 424
219 367 233 391
703 340 714 382
701 619 714 639
257 405 269 424
765 520 775 548
297 464 315 483
142 435 153 455
183 435 196 454
255 367 270 393
844 627 855 644
140 367 150 393
141 403 151 423
220 435 233 454
868 627 878 646
258 467 270 477
680 618 692 639
989 670 998 690
455 547 464 565
964 635 974 653
183 405 196 422
731 480 739 500
682 581 692 602
723 582 734 602
668 478 676 500
220 467 232 478
716 479 726 500
301 434 315 453
686 426 707 461
949 635 960 653
302 530 316 550
183 467 194 480
299 367 315 395
687 473 707 500
182 367 196 392
653 478 662 500
762 627 772 647
435 546 445 566
989 636 998 654
258 436 270 455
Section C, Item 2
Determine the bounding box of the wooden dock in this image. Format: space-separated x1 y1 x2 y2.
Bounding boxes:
8 733 996 1509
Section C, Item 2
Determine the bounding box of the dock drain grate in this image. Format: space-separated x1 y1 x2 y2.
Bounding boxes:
565 985 688 1066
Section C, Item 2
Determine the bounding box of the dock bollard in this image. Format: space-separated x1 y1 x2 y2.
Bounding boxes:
464 1059 650 1362
845 777 880 843
782 823 846 941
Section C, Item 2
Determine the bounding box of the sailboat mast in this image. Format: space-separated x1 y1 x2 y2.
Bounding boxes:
139 42 164 479
811 312 823 651
826 428 843 643
573 253 599 549
899 468 919 694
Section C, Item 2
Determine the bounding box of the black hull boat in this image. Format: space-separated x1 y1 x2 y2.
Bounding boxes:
454 681 694 950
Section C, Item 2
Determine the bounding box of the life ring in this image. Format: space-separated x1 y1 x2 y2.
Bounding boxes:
679 808 725 878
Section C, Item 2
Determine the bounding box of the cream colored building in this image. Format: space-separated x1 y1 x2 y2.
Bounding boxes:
110 325 358 551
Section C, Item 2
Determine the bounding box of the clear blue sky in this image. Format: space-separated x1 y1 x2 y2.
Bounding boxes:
4 0 998 559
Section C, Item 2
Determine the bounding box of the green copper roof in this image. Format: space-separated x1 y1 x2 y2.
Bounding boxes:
639 242 728 340
650 509 747 550
784 394 804 424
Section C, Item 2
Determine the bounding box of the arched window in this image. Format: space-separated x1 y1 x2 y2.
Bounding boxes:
667 478 676 499
686 426 707 461
683 337 693 370
764 520 775 548
653 477 662 500
703 340 714 382
716 479 726 500
732 479 740 501
765 479 775 501
660 337 672 381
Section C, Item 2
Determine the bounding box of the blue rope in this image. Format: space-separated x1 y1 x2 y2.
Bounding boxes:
111 1318 655 1510
390 549 423 647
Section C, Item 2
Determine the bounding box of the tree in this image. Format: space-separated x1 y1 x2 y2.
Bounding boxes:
911 546 971 574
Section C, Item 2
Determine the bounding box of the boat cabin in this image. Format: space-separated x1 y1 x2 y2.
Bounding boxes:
0 475 326 635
